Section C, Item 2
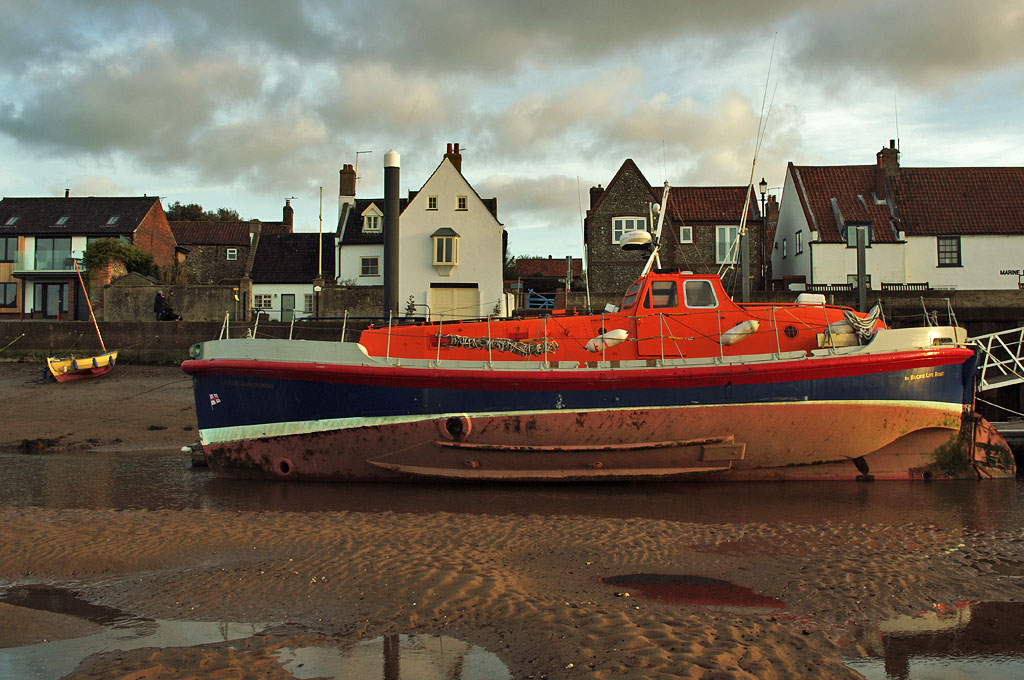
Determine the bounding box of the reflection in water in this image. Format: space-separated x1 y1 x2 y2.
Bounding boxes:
601 573 785 612
277 634 511 680
0 585 266 680
1 451 1024 529
845 601 1024 679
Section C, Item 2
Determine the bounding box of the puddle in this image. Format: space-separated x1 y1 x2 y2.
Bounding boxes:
844 601 1024 679
0 585 267 680
601 573 785 612
277 634 511 679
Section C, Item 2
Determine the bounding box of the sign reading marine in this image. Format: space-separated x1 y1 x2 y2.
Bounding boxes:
440 334 558 357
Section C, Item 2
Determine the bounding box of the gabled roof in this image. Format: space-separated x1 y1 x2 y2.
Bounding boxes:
338 198 410 246
789 160 1024 242
590 160 758 223
170 221 251 246
0 196 161 236
788 164 899 243
652 185 760 223
250 232 335 283
170 219 292 246
893 167 1024 236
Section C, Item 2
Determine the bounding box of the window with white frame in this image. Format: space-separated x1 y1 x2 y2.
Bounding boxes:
456 196 467 211
846 274 872 288
253 294 272 308
612 217 646 245
796 230 803 255
845 223 871 248
679 225 693 244
362 205 382 232
715 225 739 264
427 196 438 210
226 248 238 261
303 294 313 313
361 256 380 276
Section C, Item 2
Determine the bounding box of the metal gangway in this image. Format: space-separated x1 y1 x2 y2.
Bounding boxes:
971 326 1024 392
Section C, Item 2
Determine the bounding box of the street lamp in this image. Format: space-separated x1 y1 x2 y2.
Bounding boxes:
758 177 767 213
758 178 768 288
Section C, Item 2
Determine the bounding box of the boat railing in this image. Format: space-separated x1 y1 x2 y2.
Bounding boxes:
971 326 1024 392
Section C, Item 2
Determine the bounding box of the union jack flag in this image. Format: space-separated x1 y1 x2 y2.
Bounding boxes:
209 393 221 407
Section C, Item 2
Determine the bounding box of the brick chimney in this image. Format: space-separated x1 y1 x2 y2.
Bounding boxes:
283 199 294 231
339 164 357 202
767 194 780 223
444 142 462 173
590 184 604 208
875 139 900 200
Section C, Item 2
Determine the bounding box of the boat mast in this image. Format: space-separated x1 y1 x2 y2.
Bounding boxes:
640 182 671 277
74 259 106 352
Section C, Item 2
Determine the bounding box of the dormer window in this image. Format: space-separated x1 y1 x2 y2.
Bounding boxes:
52 215 69 227
4 216 18 226
362 205 383 232
844 223 872 248
427 196 438 210
106 215 119 225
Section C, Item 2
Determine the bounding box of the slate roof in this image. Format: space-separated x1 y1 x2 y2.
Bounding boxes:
789 162 1024 242
250 232 335 283
0 196 161 236
338 198 410 246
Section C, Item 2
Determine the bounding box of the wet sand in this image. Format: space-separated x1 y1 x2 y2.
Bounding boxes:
1 362 1024 679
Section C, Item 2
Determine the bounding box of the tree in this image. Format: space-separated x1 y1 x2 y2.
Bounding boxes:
165 201 242 221
82 238 159 278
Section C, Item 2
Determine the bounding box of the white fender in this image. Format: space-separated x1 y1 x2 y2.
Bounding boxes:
720 320 760 346
585 328 629 352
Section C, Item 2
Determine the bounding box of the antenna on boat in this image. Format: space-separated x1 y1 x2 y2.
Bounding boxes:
638 182 670 276
718 33 778 287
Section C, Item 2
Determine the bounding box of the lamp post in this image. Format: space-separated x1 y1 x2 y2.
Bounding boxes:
758 177 768 288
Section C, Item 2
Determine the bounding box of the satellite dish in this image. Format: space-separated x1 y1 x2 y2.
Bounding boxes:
619 230 653 251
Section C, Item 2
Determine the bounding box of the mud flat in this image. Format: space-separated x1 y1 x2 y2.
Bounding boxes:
1 362 1023 678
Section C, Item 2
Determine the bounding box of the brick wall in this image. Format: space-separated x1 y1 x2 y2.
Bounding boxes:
132 203 177 267
183 244 249 283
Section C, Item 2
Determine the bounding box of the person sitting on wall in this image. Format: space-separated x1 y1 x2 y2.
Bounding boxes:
153 291 166 320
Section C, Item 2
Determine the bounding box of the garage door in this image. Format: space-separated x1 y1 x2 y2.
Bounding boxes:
430 285 480 321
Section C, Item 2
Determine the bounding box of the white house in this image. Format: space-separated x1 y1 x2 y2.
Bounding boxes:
335 143 509 320
250 232 333 321
772 140 1024 290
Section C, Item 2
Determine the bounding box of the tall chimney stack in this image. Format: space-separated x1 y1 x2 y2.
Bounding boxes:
283 199 294 231
383 150 401 318
444 142 462 173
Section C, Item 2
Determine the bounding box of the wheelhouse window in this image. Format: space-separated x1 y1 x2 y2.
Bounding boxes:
34 237 71 270
716 225 739 264
644 281 678 309
683 280 717 308
621 280 642 308
0 236 16 262
360 256 380 276
679 225 693 244
612 217 646 245
226 248 238 261
937 235 961 267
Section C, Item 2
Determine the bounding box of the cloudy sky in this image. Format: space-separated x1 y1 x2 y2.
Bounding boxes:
1 0 1022 257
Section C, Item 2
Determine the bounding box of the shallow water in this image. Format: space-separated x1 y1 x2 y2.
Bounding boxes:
1 450 1023 529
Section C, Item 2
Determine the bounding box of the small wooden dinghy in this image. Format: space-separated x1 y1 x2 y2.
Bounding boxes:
46 260 117 383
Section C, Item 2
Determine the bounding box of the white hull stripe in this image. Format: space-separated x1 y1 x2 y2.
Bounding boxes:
198 400 962 447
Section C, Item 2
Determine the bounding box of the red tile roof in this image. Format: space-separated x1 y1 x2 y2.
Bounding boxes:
169 221 251 245
653 186 760 223
790 162 1024 242
512 257 583 278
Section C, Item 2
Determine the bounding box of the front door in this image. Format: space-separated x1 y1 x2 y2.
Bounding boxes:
34 282 67 319
280 294 295 322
